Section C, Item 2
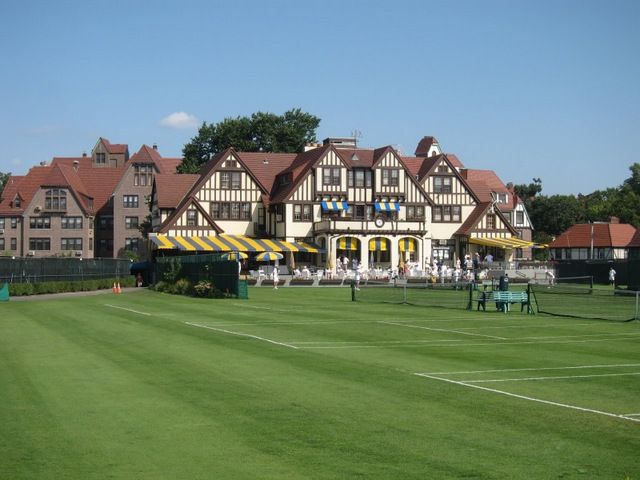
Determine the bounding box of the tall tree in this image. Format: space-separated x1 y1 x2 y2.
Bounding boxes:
0 171 9 195
178 109 321 173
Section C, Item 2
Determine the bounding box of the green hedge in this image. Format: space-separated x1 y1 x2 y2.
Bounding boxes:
7 277 135 297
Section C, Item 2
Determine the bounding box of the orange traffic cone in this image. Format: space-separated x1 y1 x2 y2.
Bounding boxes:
112 282 117 294
116 282 122 294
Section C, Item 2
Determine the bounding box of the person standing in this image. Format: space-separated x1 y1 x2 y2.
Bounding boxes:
609 267 616 287
342 255 349 273
272 266 279 290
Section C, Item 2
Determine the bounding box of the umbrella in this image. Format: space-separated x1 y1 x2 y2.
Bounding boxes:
221 251 248 261
255 251 284 262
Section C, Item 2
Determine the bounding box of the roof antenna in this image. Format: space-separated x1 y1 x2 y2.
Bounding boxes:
350 129 362 147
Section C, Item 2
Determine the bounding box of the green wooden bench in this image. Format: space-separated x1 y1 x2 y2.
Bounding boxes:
493 290 532 313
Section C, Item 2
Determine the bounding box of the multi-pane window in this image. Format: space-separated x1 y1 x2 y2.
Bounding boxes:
437 165 448 173
123 195 139 208
433 205 461 222
186 210 198 227
516 211 524 225
96 152 106 164
29 217 51 229
45 189 67 210
347 204 374 220
61 216 83 229
406 205 425 220
486 214 496 229
61 238 82 251
13 197 21 207
98 216 114 230
0 218 4 229
98 238 114 252
323 167 341 186
348 169 372 188
125 216 139 229
433 176 452 193
293 204 313 222
242 203 252 220
0 238 4 250
382 169 399 186
494 193 508 204
11 218 18 228
10 238 16 250
125 238 140 251
29 238 51 250
210 202 251 220
225 159 238 168
220 172 241 189
134 164 153 186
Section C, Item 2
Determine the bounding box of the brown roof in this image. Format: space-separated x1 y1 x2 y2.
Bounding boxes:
129 145 181 174
465 169 519 211
455 203 492 236
0 175 26 214
445 153 464 168
414 136 438 156
549 223 640 249
154 174 199 208
101 138 128 155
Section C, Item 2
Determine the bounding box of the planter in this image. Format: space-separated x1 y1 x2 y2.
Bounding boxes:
289 279 314 286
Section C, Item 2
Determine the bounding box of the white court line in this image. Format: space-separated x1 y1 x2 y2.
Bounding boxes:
185 322 299 350
380 321 507 340
414 373 640 424
302 336 640 349
291 339 467 345
461 372 640 383
451 322 604 330
104 304 151 316
424 363 640 375
623 413 640 417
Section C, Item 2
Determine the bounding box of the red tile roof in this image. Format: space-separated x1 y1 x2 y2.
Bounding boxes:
101 138 128 155
445 153 464 168
129 145 182 174
0 175 25 214
414 136 438 156
154 174 199 208
549 223 640 249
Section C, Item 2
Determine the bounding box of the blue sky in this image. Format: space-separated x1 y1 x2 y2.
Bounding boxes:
1 0 638 195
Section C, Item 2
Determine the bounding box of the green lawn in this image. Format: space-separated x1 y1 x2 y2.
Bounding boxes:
1 287 639 479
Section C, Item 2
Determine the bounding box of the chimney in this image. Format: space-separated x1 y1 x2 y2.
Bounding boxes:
73 160 80 171
459 168 468 179
152 143 158 150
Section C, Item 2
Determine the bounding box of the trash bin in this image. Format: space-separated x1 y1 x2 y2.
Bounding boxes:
499 274 510 291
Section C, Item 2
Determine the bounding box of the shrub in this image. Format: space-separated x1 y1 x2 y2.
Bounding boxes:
174 278 192 296
193 280 213 297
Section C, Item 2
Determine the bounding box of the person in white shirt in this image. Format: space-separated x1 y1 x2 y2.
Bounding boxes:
272 267 279 289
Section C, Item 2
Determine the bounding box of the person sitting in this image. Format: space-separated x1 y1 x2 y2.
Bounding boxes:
293 267 302 278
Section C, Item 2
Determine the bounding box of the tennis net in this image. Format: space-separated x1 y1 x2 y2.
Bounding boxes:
352 281 473 310
554 276 594 288
529 283 639 322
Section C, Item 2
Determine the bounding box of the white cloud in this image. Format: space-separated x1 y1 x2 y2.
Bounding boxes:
160 112 200 129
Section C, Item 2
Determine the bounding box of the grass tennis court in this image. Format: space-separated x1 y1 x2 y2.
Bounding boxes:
1 288 639 479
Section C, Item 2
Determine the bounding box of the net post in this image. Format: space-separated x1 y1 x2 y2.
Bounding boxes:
351 281 356 302
636 291 639 321
467 282 473 310
403 283 407 303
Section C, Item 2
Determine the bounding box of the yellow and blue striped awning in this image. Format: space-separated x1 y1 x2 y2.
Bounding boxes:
399 237 416 252
375 202 400 212
368 237 389 252
321 201 348 211
150 234 323 253
468 236 535 249
337 236 359 251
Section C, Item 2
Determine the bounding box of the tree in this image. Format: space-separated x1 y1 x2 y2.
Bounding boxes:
0 172 10 195
178 108 321 173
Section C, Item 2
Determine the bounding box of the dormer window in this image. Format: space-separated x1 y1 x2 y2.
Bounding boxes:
494 193 508 204
96 152 106 165
13 196 21 208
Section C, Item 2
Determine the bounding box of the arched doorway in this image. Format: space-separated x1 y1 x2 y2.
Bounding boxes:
399 237 418 263
368 237 390 267
336 236 360 272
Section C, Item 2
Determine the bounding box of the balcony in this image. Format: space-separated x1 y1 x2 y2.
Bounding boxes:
314 218 427 235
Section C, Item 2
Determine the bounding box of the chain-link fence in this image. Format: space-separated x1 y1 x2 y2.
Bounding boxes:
0 257 132 284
